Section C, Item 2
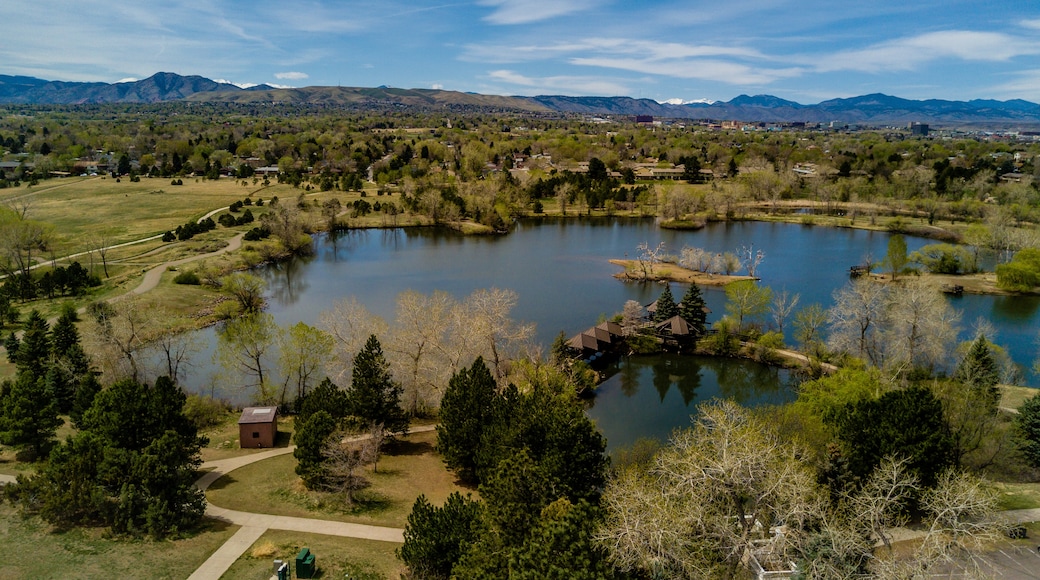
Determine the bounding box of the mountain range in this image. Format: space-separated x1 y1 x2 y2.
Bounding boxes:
3 72 1040 126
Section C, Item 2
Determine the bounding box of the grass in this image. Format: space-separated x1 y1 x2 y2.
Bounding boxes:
0 504 239 580
1000 384 1038 411
222 529 403 580
206 429 472 528
6 176 296 255
200 413 296 463
992 481 1040 510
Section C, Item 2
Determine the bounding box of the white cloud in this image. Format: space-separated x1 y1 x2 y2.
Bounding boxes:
989 69 1040 100
115 77 139 83
479 0 597 25
487 69 630 96
659 97 716 105
275 71 309 80
814 31 1040 73
1020 18 1040 30
432 83 444 90
268 83 294 89
214 79 259 89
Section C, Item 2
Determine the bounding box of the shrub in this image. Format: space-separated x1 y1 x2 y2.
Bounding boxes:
183 395 231 430
173 270 201 285
626 333 661 354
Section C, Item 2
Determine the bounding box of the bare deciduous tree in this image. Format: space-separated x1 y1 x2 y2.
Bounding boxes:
771 289 800 334
827 279 887 366
465 288 534 380
621 300 645 336
319 296 388 385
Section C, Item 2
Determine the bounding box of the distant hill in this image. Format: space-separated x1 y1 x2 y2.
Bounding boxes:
2 72 1040 125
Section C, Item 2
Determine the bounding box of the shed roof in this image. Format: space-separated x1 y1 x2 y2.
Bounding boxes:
238 406 278 424
655 315 692 336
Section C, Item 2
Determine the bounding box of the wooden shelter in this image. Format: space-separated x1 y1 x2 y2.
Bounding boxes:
238 406 278 448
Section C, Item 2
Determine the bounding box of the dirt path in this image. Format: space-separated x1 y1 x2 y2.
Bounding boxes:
187 425 436 580
126 232 244 297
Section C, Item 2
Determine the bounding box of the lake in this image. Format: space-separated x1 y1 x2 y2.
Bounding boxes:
180 218 1040 449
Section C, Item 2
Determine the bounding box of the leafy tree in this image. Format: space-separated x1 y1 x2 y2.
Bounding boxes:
437 357 496 483
677 283 708 335
653 284 678 322
293 410 337 489
831 385 955 487
724 280 773 330
886 234 908 279
0 372 62 460
399 492 483 579
1015 392 1040 469
345 335 409 436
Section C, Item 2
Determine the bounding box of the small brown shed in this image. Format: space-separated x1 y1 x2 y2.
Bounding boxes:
238 406 278 448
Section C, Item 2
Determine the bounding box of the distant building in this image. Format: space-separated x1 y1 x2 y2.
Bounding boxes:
909 122 930 136
634 115 654 124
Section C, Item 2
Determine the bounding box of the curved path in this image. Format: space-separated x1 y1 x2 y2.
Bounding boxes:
188 424 436 580
128 232 245 297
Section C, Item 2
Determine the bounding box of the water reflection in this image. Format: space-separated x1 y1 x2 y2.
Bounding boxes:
587 354 795 451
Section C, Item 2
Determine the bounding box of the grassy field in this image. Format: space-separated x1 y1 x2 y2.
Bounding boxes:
2 176 292 253
222 529 403 580
205 429 473 528
0 505 238 580
1001 384 1039 411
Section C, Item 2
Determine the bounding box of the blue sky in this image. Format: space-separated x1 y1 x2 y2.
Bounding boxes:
3 1 1040 103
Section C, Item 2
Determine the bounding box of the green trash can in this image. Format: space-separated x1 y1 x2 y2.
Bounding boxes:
296 547 316 579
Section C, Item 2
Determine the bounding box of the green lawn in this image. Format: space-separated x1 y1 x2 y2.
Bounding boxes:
0 505 238 580
206 429 473 528
222 530 403 580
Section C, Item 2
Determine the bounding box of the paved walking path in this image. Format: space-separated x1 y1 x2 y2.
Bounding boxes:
187 424 436 580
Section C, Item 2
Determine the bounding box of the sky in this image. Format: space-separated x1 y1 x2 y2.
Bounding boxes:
3 1 1040 104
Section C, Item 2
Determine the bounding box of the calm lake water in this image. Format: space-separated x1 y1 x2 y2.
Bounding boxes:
181 218 1040 450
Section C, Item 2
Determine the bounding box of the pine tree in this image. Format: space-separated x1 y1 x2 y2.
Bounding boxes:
954 335 1000 411
0 372 62 460
653 284 679 322
293 409 337 489
12 309 50 381
345 335 409 436
678 284 708 335
437 357 496 483
297 377 349 422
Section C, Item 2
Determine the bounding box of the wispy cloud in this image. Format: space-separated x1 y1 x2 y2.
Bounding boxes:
465 37 794 86
275 71 309 80
487 69 631 95
989 69 1040 99
1020 18 1040 30
478 0 598 25
814 31 1040 73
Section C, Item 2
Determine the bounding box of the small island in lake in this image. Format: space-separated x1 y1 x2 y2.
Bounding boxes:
610 259 755 286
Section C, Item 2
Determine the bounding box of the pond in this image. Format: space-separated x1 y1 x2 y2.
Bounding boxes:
180 218 1040 448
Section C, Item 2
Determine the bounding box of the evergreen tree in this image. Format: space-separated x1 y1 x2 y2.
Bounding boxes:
1016 393 1040 469
297 377 349 422
70 372 101 428
7 376 205 537
437 357 496 483
954 335 1000 411
399 492 483 579
677 283 708 335
293 410 337 489
653 284 679 322
0 372 62 460
12 309 50 380
50 303 80 356
831 385 955 487
345 335 409 436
